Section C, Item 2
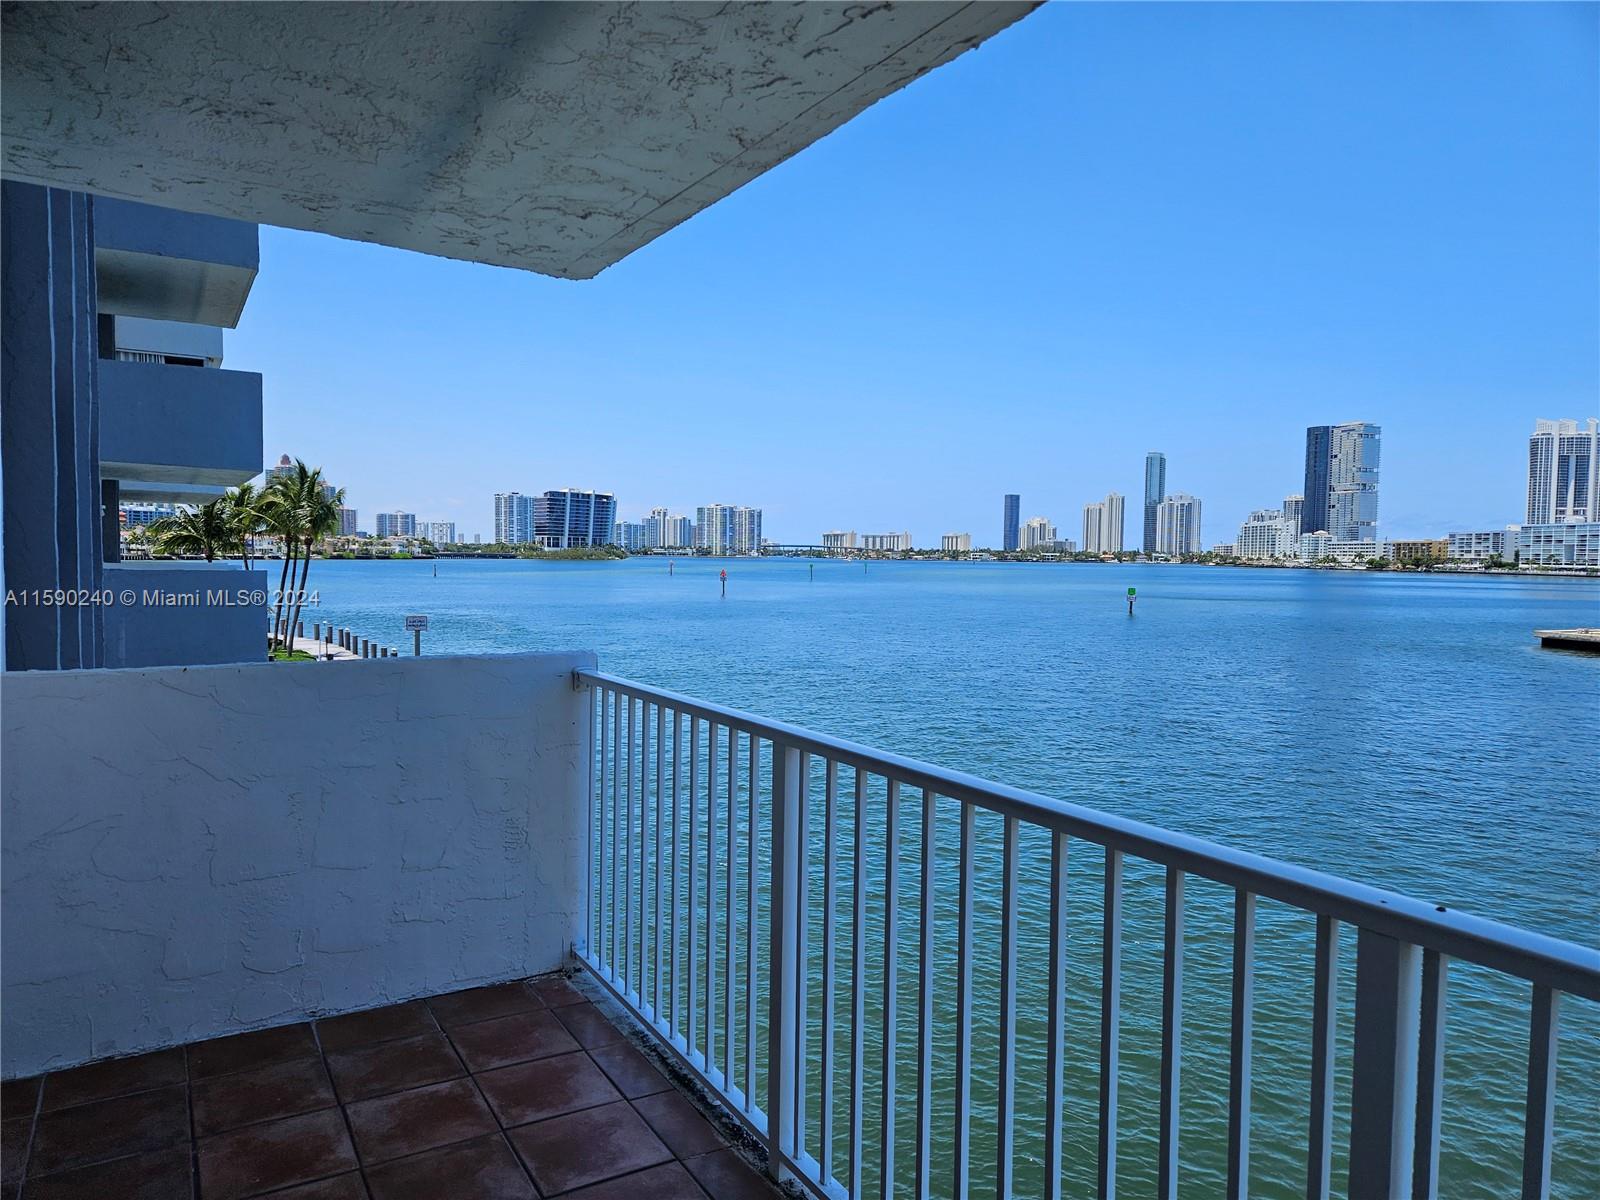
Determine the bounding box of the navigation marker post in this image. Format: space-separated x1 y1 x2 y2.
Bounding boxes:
405 613 429 656
720 569 727 598
1127 586 1136 616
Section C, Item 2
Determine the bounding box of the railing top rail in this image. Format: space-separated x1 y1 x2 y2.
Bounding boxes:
579 669 1600 1000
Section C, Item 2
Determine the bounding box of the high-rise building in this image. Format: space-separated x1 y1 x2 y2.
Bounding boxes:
821 531 857 551
337 506 358 536
696 504 762 555
1002 494 1020 552
425 521 456 545
533 489 616 548
1236 509 1296 560
941 533 972 553
1526 418 1599 524
1155 494 1202 556
861 531 912 552
662 515 694 549
375 511 416 538
1302 423 1381 541
1515 523 1600 566
1082 492 1125 554
1143 453 1167 554
612 521 646 551
1019 516 1057 551
1282 494 1304 531
494 492 534 544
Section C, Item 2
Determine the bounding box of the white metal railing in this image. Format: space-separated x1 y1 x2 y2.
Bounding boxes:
574 669 1599 1200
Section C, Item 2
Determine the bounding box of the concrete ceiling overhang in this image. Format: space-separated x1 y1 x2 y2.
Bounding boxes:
1 1 1038 280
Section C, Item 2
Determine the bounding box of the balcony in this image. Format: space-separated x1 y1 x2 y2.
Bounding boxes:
2 655 1595 1198
93 197 258 328
98 357 263 501
101 564 270 669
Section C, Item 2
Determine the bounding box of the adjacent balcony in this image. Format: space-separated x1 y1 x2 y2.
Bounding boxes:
101 564 270 669
2 654 1596 1198
98 357 263 503
93 197 258 328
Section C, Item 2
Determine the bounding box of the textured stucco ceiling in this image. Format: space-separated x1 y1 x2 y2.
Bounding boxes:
2 2 1037 279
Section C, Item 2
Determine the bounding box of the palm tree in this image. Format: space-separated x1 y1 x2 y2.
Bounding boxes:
149 501 231 562
264 464 314 648
222 483 267 571
286 479 344 646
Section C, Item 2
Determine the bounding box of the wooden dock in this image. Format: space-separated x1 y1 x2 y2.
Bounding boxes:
1534 628 1600 652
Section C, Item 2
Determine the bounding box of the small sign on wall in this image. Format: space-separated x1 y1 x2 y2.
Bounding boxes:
404 614 429 632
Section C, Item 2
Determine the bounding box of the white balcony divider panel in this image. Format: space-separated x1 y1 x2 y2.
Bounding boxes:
576 671 1599 1200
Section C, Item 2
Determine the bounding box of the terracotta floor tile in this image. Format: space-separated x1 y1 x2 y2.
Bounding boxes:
263 1172 370 1199
23 1146 191 1200
316 1001 438 1053
447 1010 580 1072
549 1003 626 1050
426 982 542 1028
528 976 587 1008
586 1041 670 1099
631 1090 725 1158
561 1161 711 1199
41 1047 186 1111
3 1116 31 1188
364 1134 535 1200
1 1076 40 1121
508 1099 671 1195
197 1108 357 1200
189 1022 319 1079
682 1149 783 1200
192 1056 337 1136
475 1051 620 1127
344 1077 497 1165
325 1031 463 1102
28 1084 188 1176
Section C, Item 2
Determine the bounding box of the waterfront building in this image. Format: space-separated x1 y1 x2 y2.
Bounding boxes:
533 488 616 549
1155 493 1202 556
1143 452 1167 554
613 520 646 551
1515 522 1600 567
1525 418 1599 524
1002 493 1020 552
1081 491 1125 555
1384 538 1448 563
338 506 358 536
661 515 694 549
942 532 972 553
1211 543 1237 557
1236 508 1297 560
1082 503 1105 554
425 521 457 545
1019 516 1056 551
1282 494 1304 530
375 511 416 538
821 530 857 552
1298 531 1334 561
696 504 762 555
121 503 178 527
1447 529 1510 561
861 531 912 552
494 492 535 544
1303 422 1381 541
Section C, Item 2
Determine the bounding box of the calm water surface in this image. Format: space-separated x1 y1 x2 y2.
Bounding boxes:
300 558 1597 1197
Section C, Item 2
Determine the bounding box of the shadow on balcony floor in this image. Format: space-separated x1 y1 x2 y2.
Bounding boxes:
0 971 781 1199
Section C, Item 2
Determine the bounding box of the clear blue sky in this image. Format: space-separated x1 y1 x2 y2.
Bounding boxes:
228 2 1598 545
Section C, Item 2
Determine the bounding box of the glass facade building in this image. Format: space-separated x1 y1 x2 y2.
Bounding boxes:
533 489 616 549
1002 493 1020 552
1142 453 1166 553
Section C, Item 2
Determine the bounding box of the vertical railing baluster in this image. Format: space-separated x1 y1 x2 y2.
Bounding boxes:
849 770 868 1200
1158 867 1184 1200
767 741 803 1185
671 711 682 1032
996 814 1019 1200
1520 985 1560 1200
746 735 760 1111
795 753 811 1153
638 700 650 1003
1348 928 1421 1199
706 723 720 1079
594 687 606 962
914 789 937 1198
1413 950 1447 1200
726 729 739 1095
880 778 901 1200
1307 914 1339 1200
952 802 975 1200
1098 847 1123 1200
625 698 636 997
611 690 622 979
1043 832 1070 1200
820 759 839 1184
688 716 701 1056
653 703 665 1020
1226 890 1256 1200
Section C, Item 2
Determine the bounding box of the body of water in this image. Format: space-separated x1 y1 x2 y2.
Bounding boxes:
294 557 1597 1197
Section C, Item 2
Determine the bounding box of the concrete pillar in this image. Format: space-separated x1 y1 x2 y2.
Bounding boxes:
361 638 369 658
313 622 320 641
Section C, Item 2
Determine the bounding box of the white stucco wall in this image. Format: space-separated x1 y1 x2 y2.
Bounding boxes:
1 651 594 1077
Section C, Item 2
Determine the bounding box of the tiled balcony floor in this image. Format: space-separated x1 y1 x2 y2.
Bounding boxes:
1 972 783 1200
